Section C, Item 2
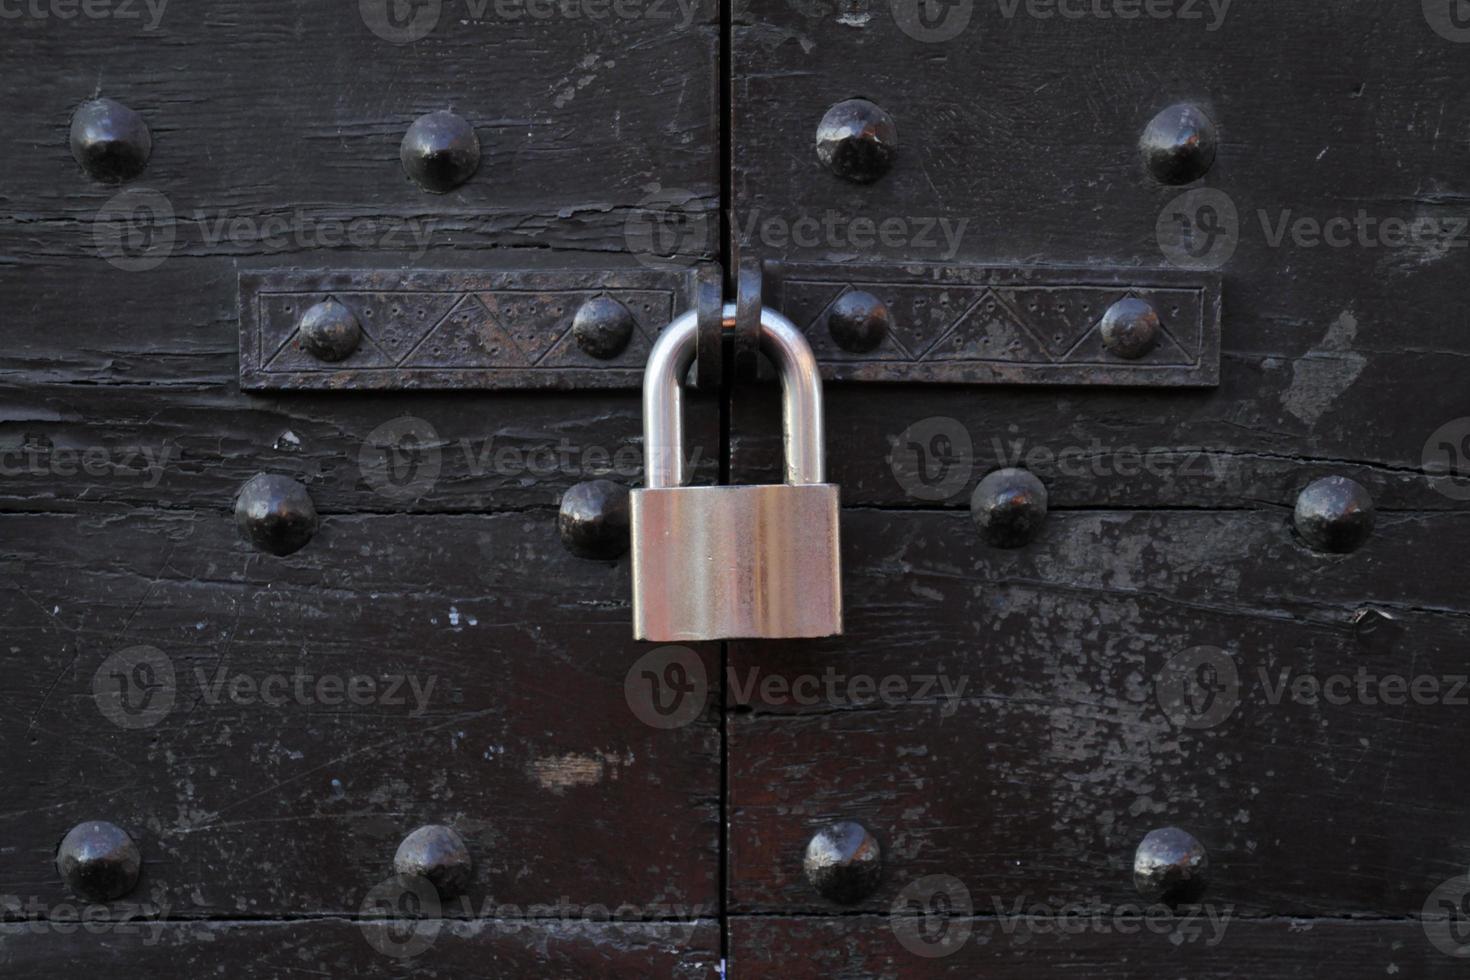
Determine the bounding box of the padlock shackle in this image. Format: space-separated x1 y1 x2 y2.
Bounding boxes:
644 302 825 490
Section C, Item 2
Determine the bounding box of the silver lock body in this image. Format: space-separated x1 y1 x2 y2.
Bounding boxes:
631 304 843 642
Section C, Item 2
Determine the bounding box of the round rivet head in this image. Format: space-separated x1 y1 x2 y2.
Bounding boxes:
394 825 472 899
803 821 883 904
970 468 1048 549
827 290 891 353
401 111 480 193
298 299 361 362
56 821 141 902
816 99 898 184
235 474 318 557
1294 476 1375 554
1140 103 1217 185
572 296 636 360
1100 297 1161 360
1133 826 1208 905
69 98 152 182
558 479 630 559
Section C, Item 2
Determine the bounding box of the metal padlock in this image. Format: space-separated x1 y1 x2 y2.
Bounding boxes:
631 303 843 642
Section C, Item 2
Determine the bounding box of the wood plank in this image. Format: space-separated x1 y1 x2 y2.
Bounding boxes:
730 917 1459 979
727 509 1470 916
0 918 719 978
0 509 718 916
0 378 719 514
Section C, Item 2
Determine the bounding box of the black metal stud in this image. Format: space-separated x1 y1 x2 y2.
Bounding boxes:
401 111 481 193
970 468 1048 549
1294 476 1375 554
816 99 898 184
1140 103 1217 185
394 825 473 899
572 296 636 360
235 473 318 557
1133 826 1208 905
298 299 361 363
56 821 141 902
69 98 152 182
558 479 630 560
1100 297 1161 360
803 821 883 904
827 290 891 354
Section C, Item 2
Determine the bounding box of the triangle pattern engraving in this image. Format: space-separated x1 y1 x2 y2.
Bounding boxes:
334 292 460 365
925 290 1054 363
866 285 987 358
402 295 531 368
802 286 912 362
476 291 591 366
993 287 1127 358
538 293 658 368
1066 311 1196 366
779 280 850 335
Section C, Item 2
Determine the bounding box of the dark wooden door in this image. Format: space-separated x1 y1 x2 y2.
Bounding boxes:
726 2 1470 977
2 1 721 975
6 2 1470 978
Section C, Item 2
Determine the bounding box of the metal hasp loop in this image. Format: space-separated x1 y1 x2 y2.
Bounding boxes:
643 302 825 489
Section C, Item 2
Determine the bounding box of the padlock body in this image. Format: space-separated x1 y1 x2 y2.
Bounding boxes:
630 484 842 642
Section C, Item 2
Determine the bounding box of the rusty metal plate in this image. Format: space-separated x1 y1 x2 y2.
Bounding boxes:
764 262 1222 388
238 268 696 391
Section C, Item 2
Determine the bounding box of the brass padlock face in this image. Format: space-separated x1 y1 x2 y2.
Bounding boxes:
631 483 842 642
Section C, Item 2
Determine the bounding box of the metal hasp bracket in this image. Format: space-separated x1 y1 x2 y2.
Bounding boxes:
239 263 1220 390
239 268 698 391
765 261 1222 388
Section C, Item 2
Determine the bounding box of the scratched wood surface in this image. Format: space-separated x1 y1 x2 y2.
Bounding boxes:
729 918 1460 979
0 919 720 978
1 509 719 916
0 0 721 974
725 0 1470 970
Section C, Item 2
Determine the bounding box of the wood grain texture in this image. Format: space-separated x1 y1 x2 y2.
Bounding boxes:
0 510 718 917
0 918 720 979
727 509 1470 916
729 917 1459 979
730 1 1470 508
